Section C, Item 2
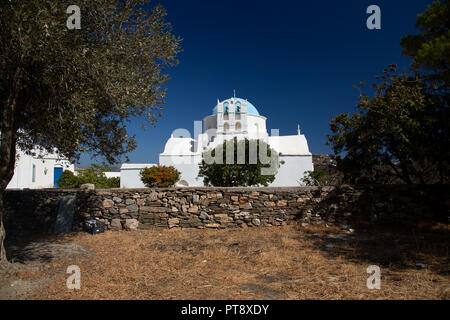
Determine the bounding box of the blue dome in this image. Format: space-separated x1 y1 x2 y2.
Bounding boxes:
212 98 260 116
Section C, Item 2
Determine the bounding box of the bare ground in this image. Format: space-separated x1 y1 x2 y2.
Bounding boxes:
1 222 449 300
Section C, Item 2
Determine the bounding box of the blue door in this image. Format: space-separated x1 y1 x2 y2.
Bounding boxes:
54 167 63 187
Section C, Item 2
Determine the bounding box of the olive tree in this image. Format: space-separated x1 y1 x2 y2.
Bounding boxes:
0 0 181 264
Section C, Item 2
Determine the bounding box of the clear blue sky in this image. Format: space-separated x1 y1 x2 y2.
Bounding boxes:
79 0 434 167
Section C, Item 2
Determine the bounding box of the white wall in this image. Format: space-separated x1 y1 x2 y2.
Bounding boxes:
120 164 156 188
203 115 217 133
269 155 314 187
246 114 267 138
7 149 74 189
159 155 203 187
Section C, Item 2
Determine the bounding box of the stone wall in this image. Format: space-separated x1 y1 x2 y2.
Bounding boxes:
3 189 77 235
3 185 449 235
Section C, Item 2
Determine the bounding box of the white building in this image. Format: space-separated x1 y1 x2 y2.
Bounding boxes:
121 96 314 187
159 96 313 187
120 163 157 188
7 147 74 189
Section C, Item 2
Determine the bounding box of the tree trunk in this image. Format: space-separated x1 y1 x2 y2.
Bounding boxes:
0 67 21 266
0 135 18 266
0 140 17 266
0 197 8 267
0 152 16 266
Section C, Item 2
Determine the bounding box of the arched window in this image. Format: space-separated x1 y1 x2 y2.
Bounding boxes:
235 102 241 114
224 122 230 132
235 102 241 119
223 102 229 120
223 102 229 114
235 122 242 132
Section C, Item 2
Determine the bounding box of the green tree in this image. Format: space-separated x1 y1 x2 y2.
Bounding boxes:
327 65 449 184
57 165 120 188
57 170 79 188
327 2 450 185
103 177 120 189
76 164 120 188
400 0 450 86
198 138 280 187
0 1 181 264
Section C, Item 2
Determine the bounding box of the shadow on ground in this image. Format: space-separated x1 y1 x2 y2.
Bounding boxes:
302 221 449 274
5 233 90 263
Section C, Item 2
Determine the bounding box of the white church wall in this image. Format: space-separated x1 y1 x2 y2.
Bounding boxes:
206 133 250 151
247 114 267 136
159 155 203 186
121 96 314 188
203 115 217 132
120 164 156 188
269 155 314 187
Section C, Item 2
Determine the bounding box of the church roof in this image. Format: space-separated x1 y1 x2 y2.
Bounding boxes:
160 137 196 156
268 135 311 156
212 98 260 116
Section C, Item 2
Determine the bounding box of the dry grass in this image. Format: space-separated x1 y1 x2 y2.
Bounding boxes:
3 222 450 300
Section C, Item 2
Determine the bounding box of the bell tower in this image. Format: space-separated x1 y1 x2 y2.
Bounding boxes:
216 97 248 135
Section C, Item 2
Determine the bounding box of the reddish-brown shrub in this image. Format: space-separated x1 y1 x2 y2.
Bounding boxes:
140 165 180 188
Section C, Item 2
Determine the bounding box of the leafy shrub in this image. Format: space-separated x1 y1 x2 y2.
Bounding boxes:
57 170 79 188
57 164 120 189
77 164 120 188
102 177 120 188
198 137 280 187
301 170 327 186
140 165 180 187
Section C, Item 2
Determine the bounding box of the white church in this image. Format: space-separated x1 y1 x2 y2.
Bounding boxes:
121 96 314 187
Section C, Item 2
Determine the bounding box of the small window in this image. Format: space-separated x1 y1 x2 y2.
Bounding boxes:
223 102 229 114
236 102 241 114
224 122 230 132
32 164 36 183
235 122 242 132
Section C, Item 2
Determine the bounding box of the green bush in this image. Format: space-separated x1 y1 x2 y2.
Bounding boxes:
57 164 120 189
57 170 79 188
140 165 180 187
198 137 279 187
301 170 327 186
102 177 120 188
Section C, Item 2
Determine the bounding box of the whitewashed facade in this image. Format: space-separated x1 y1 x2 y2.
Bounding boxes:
158 97 314 187
119 163 157 188
7 147 74 189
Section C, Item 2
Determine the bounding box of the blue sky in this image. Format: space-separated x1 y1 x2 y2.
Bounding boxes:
79 0 434 167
